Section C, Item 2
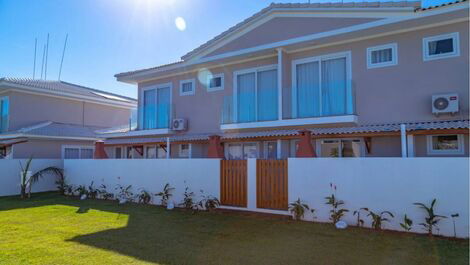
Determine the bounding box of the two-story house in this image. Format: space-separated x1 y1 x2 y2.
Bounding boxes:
100 1 469 160
0 78 136 159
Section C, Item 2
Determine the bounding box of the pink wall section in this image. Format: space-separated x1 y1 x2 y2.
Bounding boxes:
12 139 95 159
205 17 380 58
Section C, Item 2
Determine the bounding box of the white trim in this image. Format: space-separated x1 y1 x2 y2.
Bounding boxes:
61 145 95 159
179 79 195 96
206 73 224 92
426 134 464 155
316 138 365 157
0 82 136 109
179 143 190 158
140 82 173 131
103 128 173 138
366 43 398 69
221 115 357 130
233 64 278 124
291 50 352 119
423 32 460 61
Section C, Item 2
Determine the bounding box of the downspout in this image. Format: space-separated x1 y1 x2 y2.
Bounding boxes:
400 124 407 158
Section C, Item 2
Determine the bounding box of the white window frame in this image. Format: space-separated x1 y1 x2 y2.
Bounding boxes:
224 142 259 159
140 82 173 130
291 51 352 119
178 143 191 158
426 134 464 155
315 138 365 158
233 64 278 123
0 96 9 132
179 79 195 96
423 32 460 61
61 145 95 159
366 43 398 69
206 73 224 92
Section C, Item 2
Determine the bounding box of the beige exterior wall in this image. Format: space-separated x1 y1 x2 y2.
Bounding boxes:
12 139 95 159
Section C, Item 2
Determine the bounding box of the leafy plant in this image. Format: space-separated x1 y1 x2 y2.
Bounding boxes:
325 183 349 224
289 198 310 220
451 213 459 238
400 214 413 231
65 184 74 196
155 183 174 207
97 184 114 200
180 186 197 211
75 185 88 197
87 181 98 199
198 190 220 211
115 184 133 202
353 207 369 227
55 172 69 196
137 189 152 204
367 210 394 230
413 199 447 236
19 157 64 199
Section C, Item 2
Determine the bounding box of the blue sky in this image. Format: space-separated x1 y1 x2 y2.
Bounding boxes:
0 0 452 98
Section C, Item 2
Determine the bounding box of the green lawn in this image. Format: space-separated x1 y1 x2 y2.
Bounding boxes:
0 193 468 265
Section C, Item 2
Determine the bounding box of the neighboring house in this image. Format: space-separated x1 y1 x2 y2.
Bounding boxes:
0 78 137 159
101 1 469 159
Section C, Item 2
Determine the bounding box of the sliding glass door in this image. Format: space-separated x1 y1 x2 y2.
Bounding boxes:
143 86 171 130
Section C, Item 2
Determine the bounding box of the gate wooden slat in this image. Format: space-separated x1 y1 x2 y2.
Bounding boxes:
220 160 247 207
256 159 288 210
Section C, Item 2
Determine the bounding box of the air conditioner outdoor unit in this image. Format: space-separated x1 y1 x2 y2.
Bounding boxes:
432 93 459 115
172 118 187 131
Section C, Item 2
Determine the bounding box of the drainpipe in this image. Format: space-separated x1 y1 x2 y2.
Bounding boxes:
166 137 170 159
400 124 407 158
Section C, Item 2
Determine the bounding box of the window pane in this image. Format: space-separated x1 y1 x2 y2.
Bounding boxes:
429 38 453 55
180 144 189 157
64 148 80 159
126 147 133 159
257 69 278 121
115 147 122 159
243 143 258 159
80 149 94 159
321 141 340 157
237 72 256 123
182 82 193 93
342 140 361 157
157 146 167 158
146 146 156 158
0 97 9 132
265 142 277 159
432 135 458 150
143 90 156 129
322 57 347 116
296 62 320 118
209 77 221 88
371 48 392 64
157 87 170 129
228 144 243 160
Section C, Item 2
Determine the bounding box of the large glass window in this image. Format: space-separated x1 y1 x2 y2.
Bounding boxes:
227 143 258 159
264 141 277 159
143 85 171 130
427 134 464 155
236 67 278 123
0 97 9 133
295 53 352 118
63 146 94 159
319 139 362 157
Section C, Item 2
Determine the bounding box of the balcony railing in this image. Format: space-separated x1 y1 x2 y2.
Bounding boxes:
141 103 174 130
221 91 278 125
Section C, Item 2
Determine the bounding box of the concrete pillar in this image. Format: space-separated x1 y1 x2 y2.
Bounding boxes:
94 141 108 159
296 130 316 157
400 124 407 158
247 158 257 210
407 134 415 157
166 137 170 159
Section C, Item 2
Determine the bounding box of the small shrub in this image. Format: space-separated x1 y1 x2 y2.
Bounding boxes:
325 183 348 224
400 214 413 231
413 199 447 236
288 198 310 220
87 181 98 199
367 210 394 230
115 184 133 202
155 183 174 207
180 186 197 211
98 184 114 200
137 189 152 204
75 185 88 197
198 190 220 211
353 208 369 227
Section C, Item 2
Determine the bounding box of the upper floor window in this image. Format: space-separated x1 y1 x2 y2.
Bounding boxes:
207 73 224 92
427 134 464 155
179 79 195 96
0 96 9 133
423 32 460 61
143 84 171 130
367 43 397 69
63 146 94 159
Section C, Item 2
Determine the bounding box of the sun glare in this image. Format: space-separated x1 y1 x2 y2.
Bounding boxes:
175 17 186 31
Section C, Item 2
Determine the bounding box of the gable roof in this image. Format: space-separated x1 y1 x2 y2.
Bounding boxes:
0 78 137 108
0 121 103 140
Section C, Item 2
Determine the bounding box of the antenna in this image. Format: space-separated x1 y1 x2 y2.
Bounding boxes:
33 38 37 79
44 33 49 80
58 34 68 81
40 44 46 79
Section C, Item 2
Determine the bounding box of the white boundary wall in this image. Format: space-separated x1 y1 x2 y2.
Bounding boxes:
64 159 220 205
289 158 469 238
0 159 63 196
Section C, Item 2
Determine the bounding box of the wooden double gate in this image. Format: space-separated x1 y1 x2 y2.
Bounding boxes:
220 159 288 210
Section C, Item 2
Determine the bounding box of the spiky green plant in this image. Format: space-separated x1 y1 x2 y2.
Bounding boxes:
137 189 152 204
289 198 310 220
353 208 369 227
19 157 64 199
155 183 174 206
325 183 348 224
400 214 413 231
115 184 133 202
97 184 113 200
88 181 98 199
367 210 394 230
75 185 88 197
180 186 197 211
413 199 447 236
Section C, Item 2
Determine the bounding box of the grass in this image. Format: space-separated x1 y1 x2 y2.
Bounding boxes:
0 193 468 265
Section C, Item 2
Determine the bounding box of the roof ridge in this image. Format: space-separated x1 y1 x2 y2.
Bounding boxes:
18 121 53 133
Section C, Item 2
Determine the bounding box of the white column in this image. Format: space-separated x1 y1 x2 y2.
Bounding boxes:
189 143 193 159
247 158 257 210
400 124 407 158
277 139 282 159
166 137 171 159
407 135 415 157
277 48 283 121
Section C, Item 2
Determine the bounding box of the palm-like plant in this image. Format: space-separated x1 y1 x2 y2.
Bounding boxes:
400 214 413 231
288 198 310 220
325 183 348 224
155 183 174 206
137 189 152 204
19 157 64 199
414 199 447 236
367 210 394 230
180 186 197 211
353 207 369 227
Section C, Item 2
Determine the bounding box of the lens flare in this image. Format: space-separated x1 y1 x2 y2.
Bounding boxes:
175 17 186 31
